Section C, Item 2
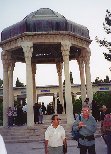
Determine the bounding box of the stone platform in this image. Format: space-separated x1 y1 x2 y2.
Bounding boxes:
0 114 101 143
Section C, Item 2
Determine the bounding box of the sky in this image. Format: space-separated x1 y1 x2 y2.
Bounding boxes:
0 0 111 104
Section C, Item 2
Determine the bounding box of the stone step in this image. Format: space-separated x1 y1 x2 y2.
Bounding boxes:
0 128 101 143
0 115 102 143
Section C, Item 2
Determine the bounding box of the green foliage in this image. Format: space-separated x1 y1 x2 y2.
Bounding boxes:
104 75 110 83
73 97 82 114
15 77 24 87
93 91 111 107
93 76 110 84
96 10 111 61
73 91 111 114
93 77 103 84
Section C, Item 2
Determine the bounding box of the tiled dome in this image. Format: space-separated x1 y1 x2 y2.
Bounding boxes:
1 8 90 41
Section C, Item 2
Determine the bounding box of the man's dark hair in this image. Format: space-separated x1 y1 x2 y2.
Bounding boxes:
51 114 58 120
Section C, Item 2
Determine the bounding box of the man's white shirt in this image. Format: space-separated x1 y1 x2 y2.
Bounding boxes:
45 124 65 147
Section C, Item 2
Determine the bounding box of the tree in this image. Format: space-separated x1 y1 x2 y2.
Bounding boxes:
93 77 103 84
73 97 82 114
104 75 110 83
93 91 111 109
96 10 111 61
0 78 3 88
15 77 24 87
93 75 110 84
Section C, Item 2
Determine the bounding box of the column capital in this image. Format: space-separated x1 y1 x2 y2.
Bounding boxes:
1 51 10 69
61 43 71 63
61 42 71 56
81 47 91 57
21 42 33 63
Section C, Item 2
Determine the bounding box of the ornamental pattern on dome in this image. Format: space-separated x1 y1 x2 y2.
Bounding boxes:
1 8 90 41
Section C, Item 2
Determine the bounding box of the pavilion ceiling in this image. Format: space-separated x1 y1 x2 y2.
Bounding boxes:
10 43 81 64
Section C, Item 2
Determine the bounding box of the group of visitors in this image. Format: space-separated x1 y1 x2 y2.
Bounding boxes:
7 101 63 127
7 103 27 127
91 100 111 122
33 101 61 124
33 102 47 124
46 103 55 115
3 98 111 154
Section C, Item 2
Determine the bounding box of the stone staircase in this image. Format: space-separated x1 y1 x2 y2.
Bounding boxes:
0 114 101 143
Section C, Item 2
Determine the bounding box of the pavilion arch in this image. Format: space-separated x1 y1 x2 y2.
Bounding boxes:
0 8 93 127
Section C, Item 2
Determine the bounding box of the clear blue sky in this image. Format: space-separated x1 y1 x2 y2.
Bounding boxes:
0 0 111 104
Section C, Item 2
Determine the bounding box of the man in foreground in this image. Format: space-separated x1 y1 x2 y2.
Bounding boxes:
73 105 97 154
44 114 67 154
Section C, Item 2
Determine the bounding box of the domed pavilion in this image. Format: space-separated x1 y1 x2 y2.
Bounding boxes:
0 8 93 127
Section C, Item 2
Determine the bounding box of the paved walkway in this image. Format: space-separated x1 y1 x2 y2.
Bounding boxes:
6 136 107 154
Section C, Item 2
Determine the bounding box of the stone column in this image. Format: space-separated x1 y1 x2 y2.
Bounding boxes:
84 50 93 105
21 42 34 127
37 95 39 104
8 60 15 107
32 63 36 105
1 51 9 127
56 62 64 107
77 57 86 105
61 43 74 124
54 93 57 114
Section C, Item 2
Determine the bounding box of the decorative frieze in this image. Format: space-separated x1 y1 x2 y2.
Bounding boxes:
0 32 91 52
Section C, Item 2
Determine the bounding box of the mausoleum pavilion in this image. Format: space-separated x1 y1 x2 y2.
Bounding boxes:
0 8 93 127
